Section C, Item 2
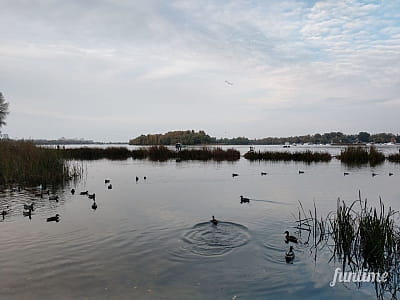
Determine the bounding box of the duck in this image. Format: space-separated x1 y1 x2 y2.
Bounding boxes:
80 190 89 195
240 195 250 204
49 195 59 201
285 246 295 263
1 207 9 217
372 172 378 177
210 216 218 225
24 203 34 210
46 214 60 222
71 188 75 195
144 176 147 180
88 193 95 200
344 172 349 176
389 172 394 176
91 201 97 210
105 179 110 184
285 231 298 243
11 186 21 192
298 170 304 174
232 173 239 177
136 176 139 182
261 172 267 176
107 184 112 190
23 209 32 218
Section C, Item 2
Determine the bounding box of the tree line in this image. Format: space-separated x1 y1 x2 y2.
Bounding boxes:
129 130 400 145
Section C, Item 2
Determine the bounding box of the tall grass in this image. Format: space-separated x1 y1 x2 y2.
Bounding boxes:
61 146 241 162
244 150 332 162
0 140 82 185
296 192 399 299
338 146 385 166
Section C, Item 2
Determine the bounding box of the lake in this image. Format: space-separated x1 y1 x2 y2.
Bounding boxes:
1 145 399 300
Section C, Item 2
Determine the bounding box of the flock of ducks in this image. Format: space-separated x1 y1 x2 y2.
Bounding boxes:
231 170 395 177
209 214 298 263
2 176 149 222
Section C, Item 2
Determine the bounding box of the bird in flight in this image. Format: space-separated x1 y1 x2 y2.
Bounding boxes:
225 80 233 85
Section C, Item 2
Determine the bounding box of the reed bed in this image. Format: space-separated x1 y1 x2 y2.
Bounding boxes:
387 153 400 163
337 146 385 165
295 192 399 299
61 146 241 162
62 147 132 160
244 150 332 162
0 140 82 185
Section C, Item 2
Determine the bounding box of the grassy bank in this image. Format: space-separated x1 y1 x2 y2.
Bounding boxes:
244 150 332 162
337 146 385 165
61 146 241 162
0 140 81 185
296 193 398 299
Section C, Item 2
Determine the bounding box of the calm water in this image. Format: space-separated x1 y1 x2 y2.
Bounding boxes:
1 145 400 300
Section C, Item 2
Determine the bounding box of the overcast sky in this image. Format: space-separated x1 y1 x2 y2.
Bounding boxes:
1 0 399 141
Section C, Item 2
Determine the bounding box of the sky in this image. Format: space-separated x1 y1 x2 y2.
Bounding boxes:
0 0 399 142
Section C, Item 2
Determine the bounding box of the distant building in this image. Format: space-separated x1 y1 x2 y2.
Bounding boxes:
0 133 9 140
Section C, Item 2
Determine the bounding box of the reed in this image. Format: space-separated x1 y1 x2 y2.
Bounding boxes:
296 193 399 299
62 147 132 160
61 146 241 162
387 153 400 163
0 140 81 185
338 146 385 165
244 150 332 162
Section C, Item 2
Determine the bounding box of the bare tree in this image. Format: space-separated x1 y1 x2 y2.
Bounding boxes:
0 92 10 130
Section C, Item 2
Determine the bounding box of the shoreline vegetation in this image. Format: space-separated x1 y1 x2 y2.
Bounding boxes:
296 192 398 300
0 140 398 185
62 145 241 162
244 150 332 162
0 140 82 185
128 130 400 146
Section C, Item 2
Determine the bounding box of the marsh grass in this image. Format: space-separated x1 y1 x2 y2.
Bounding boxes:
0 140 82 185
244 150 332 162
388 153 400 163
296 192 399 299
62 146 241 162
338 146 385 166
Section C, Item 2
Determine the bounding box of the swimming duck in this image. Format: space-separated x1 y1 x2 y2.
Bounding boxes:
71 188 75 195
80 190 89 195
105 179 110 184
232 173 239 177
49 195 59 201
108 184 112 190
91 201 97 210
240 195 250 204
24 203 34 210
88 193 95 200
285 246 295 263
23 209 32 218
298 170 304 174
389 172 394 176
136 176 139 182
144 176 147 180
261 172 267 176
46 214 60 222
34 191 43 198
372 172 378 177
11 186 21 192
285 231 298 243
344 172 349 176
210 216 218 225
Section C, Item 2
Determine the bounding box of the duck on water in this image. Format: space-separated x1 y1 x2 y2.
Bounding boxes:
210 216 218 225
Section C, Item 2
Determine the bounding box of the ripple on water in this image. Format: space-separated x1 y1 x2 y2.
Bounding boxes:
172 222 250 261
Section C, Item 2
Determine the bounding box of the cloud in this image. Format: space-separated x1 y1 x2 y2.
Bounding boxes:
0 0 399 140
